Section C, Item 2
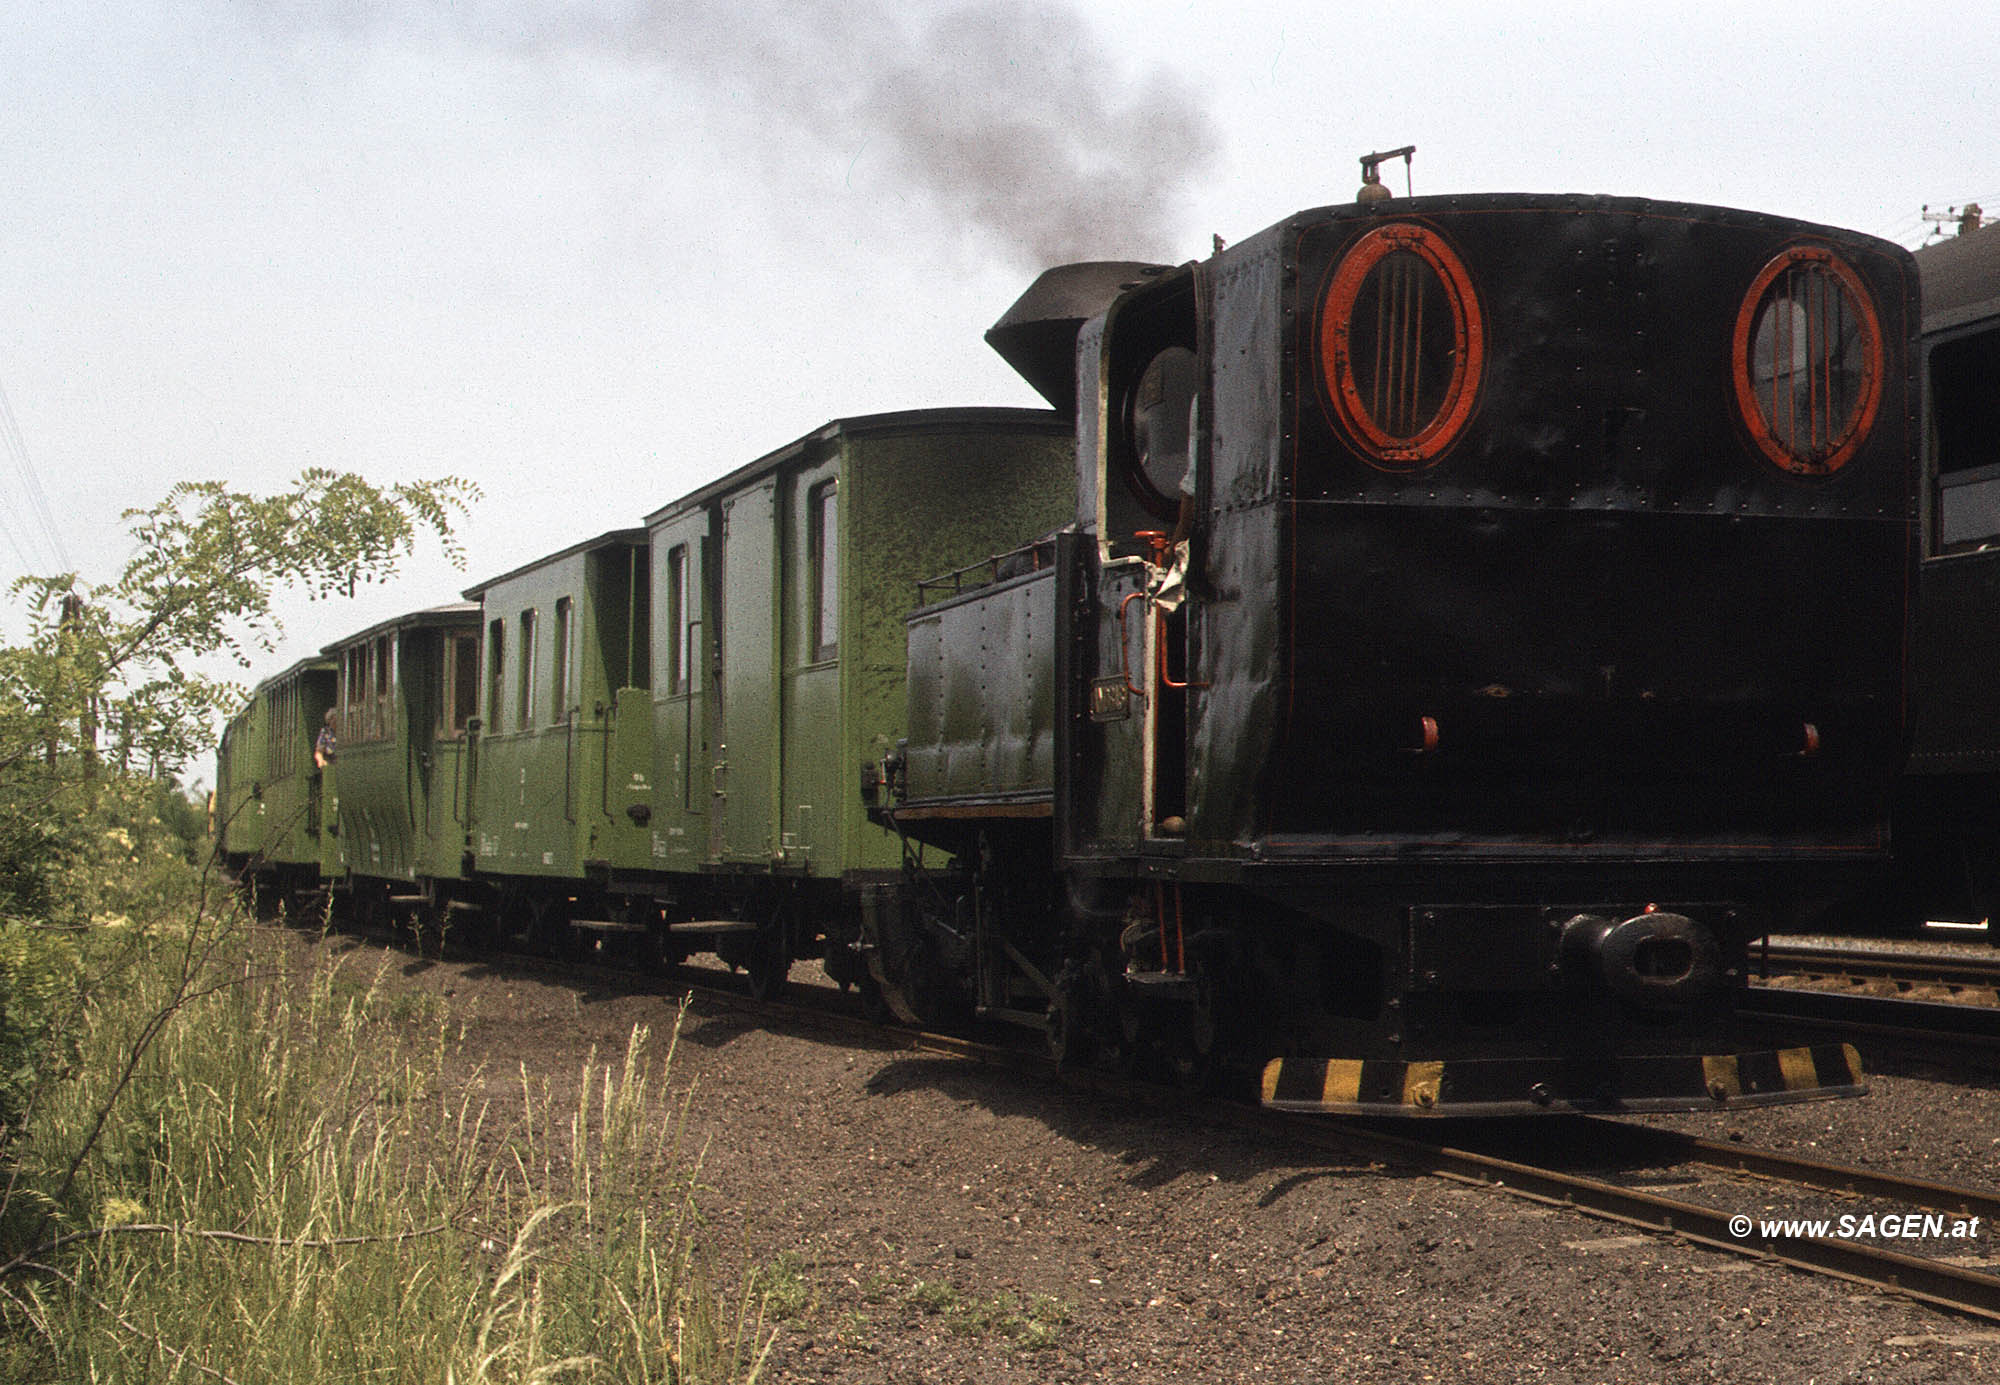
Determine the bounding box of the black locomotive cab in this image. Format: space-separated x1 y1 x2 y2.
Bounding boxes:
889 192 1918 1114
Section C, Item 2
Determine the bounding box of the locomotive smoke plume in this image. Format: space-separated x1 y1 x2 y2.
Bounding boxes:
255 0 1219 268
774 0 1222 268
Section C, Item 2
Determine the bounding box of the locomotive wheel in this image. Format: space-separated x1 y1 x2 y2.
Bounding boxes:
1045 962 1102 1070
246 874 284 922
856 973 889 1024
649 930 691 975
1114 999 1151 1076
494 891 534 952
291 885 334 931
1164 1016 1218 1091
1044 990 1096 1070
1168 967 1222 1092
516 895 567 958
745 946 791 1003
349 882 386 935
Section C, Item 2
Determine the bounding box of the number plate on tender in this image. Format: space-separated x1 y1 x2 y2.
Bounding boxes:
1090 677 1133 722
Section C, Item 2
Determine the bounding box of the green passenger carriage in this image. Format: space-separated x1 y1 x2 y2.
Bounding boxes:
214 655 338 912
322 603 483 926
640 408 1074 993
462 529 654 948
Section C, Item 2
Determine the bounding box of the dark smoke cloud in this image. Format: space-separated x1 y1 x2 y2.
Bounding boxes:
853 5 1219 267
249 0 1220 268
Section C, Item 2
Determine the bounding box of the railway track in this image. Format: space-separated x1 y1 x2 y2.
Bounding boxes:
890 1001 2000 1324
328 921 2000 1325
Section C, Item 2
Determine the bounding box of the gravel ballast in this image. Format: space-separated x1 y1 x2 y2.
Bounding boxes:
327 935 2000 1384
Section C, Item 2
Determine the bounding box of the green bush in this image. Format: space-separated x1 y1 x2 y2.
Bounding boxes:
0 919 82 1135
0 770 211 1136
0 770 87 927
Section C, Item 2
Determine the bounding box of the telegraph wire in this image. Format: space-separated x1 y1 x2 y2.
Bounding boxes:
0 379 71 577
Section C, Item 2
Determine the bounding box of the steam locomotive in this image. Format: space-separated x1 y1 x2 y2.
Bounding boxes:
219 188 1918 1116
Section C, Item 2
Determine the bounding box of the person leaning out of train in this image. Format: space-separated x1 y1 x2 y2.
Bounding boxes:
313 710 337 773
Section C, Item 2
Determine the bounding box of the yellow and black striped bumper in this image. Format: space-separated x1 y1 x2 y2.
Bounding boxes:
1260 1043 1865 1116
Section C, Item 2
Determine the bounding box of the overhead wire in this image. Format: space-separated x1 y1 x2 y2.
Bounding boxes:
0 379 71 578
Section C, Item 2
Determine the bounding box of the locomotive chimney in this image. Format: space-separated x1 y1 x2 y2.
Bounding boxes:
986 261 1170 417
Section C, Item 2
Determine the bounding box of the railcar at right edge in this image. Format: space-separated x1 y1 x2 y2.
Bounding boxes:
1890 220 2000 934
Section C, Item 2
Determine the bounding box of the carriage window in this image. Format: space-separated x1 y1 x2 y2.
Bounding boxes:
374 636 393 741
551 597 573 724
487 619 506 729
810 481 838 662
360 643 378 741
268 680 288 775
1932 326 2000 552
342 647 361 742
1733 244 1882 477
667 545 690 693
441 633 479 737
517 610 537 731
627 549 651 691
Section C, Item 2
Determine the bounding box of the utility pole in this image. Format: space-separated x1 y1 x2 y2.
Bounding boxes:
1922 202 1985 241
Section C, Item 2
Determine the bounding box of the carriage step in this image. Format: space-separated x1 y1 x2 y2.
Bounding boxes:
1123 971 1198 1000
572 918 649 935
667 919 763 935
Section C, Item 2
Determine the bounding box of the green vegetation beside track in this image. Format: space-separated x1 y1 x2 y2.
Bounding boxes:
0 909 770 1383
0 470 773 1382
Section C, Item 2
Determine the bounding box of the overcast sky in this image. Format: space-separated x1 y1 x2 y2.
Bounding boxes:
3 0 1994 758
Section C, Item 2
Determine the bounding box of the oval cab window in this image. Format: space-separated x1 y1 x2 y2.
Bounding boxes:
1733 244 1883 477
1319 223 1484 470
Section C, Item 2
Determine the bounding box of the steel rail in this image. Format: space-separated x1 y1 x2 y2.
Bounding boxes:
1738 984 2000 1048
1581 1117 2000 1225
1248 1109 2000 1325
1753 941 2000 993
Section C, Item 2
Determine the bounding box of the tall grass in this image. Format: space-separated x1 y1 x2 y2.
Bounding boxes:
0 912 768 1383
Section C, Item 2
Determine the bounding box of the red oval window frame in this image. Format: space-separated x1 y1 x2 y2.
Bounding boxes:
1731 244 1883 478
1318 223 1485 471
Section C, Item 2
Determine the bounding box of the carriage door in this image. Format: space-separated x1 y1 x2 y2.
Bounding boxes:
649 517 710 873
432 629 479 864
714 483 779 864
